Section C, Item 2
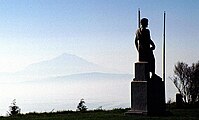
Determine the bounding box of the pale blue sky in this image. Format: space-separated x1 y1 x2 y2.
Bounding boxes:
0 0 198 78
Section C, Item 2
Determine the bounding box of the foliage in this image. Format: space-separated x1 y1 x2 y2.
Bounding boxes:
7 99 21 116
189 62 199 103
94 106 103 112
1 108 199 120
171 61 199 104
77 99 87 112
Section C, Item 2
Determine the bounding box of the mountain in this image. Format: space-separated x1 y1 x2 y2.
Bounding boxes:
15 53 109 77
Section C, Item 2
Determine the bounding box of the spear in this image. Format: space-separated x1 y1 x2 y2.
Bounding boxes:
163 11 166 83
163 11 166 105
138 8 141 28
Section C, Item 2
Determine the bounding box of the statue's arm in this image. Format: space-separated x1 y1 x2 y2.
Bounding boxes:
148 30 155 50
150 39 155 50
135 36 139 51
135 29 139 51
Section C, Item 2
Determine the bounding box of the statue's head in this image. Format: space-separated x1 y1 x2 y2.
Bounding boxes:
141 18 148 28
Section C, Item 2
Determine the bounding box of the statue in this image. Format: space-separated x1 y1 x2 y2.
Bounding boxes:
126 11 166 115
135 18 156 75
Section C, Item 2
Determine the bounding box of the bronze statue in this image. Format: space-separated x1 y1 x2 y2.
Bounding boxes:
135 18 156 75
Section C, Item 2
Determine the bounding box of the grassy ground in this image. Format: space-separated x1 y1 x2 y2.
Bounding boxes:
0 108 199 120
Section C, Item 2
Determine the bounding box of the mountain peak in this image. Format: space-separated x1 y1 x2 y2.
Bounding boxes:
53 53 88 63
18 53 105 76
59 53 76 57
55 53 77 59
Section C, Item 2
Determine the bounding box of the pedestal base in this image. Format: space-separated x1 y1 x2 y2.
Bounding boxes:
128 62 165 116
131 81 147 112
128 75 165 115
125 110 148 115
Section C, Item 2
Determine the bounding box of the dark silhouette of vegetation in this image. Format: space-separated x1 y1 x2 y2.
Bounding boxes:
77 99 87 112
171 61 199 105
1 108 199 120
7 99 21 116
94 106 103 111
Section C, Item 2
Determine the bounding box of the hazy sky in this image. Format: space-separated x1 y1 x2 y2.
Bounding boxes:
0 0 199 78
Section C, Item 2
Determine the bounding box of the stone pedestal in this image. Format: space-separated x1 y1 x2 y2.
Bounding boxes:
126 62 165 115
147 75 165 115
134 62 149 81
131 81 147 113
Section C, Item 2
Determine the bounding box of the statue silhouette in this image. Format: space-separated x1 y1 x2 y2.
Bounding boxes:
135 18 156 75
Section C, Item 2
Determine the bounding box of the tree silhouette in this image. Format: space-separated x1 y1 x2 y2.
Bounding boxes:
7 99 21 116
171 61 199 104
189 62 199 103
77 99 87 111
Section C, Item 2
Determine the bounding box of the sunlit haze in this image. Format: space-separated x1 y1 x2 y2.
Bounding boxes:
0 0 198 115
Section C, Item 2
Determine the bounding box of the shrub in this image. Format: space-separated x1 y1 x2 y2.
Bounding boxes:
77 99 87 112
7 99 21 116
